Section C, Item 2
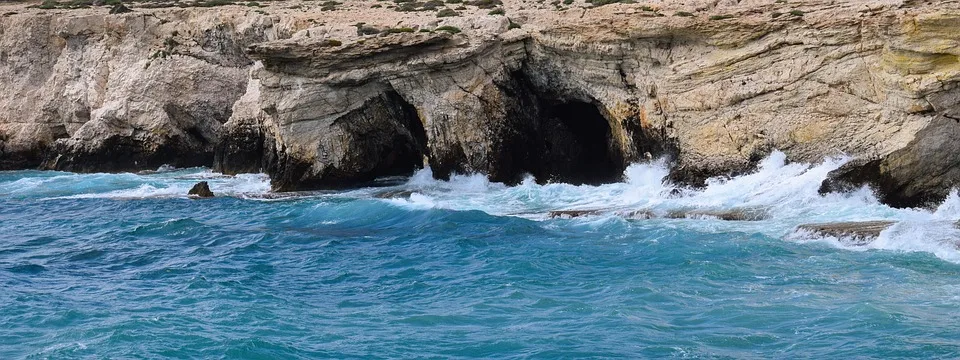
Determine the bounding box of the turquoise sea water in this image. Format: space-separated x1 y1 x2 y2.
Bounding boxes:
2 152 960 358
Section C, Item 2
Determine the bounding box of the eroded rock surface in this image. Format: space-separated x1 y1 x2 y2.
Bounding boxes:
0 6 295 171
4 1 960 207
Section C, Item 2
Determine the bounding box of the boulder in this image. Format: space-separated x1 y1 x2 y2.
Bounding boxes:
188 181 215 198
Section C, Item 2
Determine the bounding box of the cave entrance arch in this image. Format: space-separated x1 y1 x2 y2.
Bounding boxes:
535 98 625 185
361 90 429 183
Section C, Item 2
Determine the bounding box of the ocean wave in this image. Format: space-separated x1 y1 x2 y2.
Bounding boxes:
367 151 960 262
4 152 960 261
3 168 276 200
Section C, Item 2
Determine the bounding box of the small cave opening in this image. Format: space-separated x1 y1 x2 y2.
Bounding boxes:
496 69 628 186
362 90 429 182
534 99 626 185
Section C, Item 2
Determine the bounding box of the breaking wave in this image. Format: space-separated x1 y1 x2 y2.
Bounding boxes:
2 151 959 261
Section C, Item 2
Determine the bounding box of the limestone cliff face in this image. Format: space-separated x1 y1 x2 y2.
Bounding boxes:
4 0 960 207
217 0 960 206
0 7 292 171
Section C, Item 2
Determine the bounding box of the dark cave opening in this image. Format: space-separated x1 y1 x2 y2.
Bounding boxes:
370 90 429 180
535 99 625 185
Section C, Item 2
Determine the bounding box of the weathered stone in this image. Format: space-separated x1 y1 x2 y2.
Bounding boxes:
188 181 215 198
796 221 896 245
0 6 289 171
3 1 960 208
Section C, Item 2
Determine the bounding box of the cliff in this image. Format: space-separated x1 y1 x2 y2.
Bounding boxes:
3 0 960 207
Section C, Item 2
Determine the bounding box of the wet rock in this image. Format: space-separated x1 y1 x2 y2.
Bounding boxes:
373 189 415 199
44 133 215 173
820 115 960 209
665 208 769 221
548 209 604 219
796 221 895 245
188 181 215 198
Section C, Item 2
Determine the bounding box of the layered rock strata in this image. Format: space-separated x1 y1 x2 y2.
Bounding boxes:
4 1 960 207
0 6 291 171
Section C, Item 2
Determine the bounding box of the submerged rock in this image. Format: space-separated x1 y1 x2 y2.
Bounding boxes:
795 221 896 245
548 208 763 221
547 208 652 219
665 208 769 221
548 209 604 219
188 182 215 198
614 209 656 220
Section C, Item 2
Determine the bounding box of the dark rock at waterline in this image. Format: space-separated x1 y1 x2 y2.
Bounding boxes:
819 115 960 209
188 182 215 198
548 208 654 219
257 90 428 192
549 209 604 219
213 117 265 176
548 208 759 221
818 157 880 194
43 133 214 174
796 221 895 245
0 145 46 171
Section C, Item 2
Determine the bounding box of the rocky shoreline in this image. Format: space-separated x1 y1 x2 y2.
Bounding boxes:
3 0 960 208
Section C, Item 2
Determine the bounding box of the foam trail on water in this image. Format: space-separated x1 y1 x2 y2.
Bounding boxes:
0 167 273 200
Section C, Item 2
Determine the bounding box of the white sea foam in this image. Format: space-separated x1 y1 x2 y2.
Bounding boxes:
371 151 960 262
381 151 857 222
5 152 960 261
28 169 272 200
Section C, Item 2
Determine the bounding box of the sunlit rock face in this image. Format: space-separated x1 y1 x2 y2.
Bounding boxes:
4 1 960 207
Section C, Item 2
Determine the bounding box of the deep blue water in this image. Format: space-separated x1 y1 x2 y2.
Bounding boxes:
3 154 960 358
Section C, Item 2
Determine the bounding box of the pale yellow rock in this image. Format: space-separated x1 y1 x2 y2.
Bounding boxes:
1 0 960 196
